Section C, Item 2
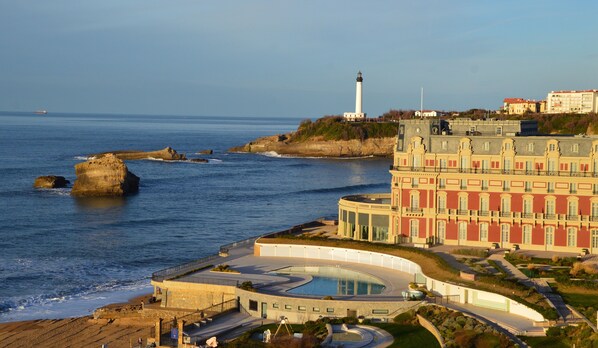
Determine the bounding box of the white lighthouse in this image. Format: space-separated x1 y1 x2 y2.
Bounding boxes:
343 71 366 122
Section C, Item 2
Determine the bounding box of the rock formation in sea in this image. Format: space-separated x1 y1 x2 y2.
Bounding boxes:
229 133 396 157
71 154 139 197
196 149 213 155
33 175 70 188
90 147 186 161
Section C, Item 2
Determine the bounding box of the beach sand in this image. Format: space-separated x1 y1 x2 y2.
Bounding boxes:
0 295 155 348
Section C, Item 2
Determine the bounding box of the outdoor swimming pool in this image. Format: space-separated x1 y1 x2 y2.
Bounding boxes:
273 266 386 296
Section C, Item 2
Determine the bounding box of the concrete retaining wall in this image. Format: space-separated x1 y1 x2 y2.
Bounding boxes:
256 242 545 322
235 288 421 324
417 314 445 348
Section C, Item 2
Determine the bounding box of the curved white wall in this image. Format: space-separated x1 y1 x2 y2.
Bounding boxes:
256 242 544 322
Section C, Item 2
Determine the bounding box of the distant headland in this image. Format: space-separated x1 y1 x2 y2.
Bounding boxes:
229 116 399 157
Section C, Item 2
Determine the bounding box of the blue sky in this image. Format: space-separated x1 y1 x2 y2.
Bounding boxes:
1 1 597 118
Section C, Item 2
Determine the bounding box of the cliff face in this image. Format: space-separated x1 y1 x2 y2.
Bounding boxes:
71 154 139 197
91 147 186 161
230 133 396 157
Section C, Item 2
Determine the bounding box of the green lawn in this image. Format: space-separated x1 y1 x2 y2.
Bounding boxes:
520 336 572 348
371 323 440 348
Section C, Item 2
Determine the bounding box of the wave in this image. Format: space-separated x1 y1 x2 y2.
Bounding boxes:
74 155 95 161
293 182 388 195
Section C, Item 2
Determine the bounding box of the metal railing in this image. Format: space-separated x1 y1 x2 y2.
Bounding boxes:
152 219 327 282
390 165 598 178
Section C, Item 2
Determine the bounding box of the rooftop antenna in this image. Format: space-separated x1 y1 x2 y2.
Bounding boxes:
420 87 424 119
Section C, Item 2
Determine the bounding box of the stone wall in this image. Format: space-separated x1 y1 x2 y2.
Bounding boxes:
155 280 236 310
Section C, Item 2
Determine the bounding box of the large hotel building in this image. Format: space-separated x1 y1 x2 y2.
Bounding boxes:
338 118 598 254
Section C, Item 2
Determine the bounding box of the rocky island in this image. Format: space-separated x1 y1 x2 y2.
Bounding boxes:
90 146 186 161
71 154 139 197
229 116 398 157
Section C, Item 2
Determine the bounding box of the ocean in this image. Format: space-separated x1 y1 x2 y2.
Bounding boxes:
0 112 392 322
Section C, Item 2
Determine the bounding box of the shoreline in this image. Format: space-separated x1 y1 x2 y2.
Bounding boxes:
0 292 156 348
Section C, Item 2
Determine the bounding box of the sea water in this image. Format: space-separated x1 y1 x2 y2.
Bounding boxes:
0 112 392 322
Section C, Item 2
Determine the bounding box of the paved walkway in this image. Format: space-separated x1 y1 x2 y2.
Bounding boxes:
488 252 573 322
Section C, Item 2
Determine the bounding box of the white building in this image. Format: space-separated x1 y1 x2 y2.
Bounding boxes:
344 71 366 122
414 110 442 118
546 90 598 114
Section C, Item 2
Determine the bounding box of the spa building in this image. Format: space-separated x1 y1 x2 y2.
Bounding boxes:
338 118 598 254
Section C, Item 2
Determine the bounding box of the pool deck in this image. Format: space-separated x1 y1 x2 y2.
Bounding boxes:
171 222 547 340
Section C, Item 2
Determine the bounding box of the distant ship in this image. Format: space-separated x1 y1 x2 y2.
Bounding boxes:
34 110 48 115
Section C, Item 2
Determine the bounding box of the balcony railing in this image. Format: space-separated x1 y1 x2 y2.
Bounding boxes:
499 212 512 218
389 165 597 178
566 215 579 221
457 210 469 216
544 214 556 220
522 213 533 219
478 211 489 217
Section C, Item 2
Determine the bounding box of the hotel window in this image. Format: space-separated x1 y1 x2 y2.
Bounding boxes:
358 213 369 240
272 303 279 309
503 159 512 173
439 159 447 171
441 141 447 150
481 160 489 173
460 157 469 172
437 221 446 243
572 144 579 153
249 300 258 311
372 214 389 242
483 142 490 151
525 161 533 174
567 228 577 247
460 179 467 190
592 202 598 220
458 222 467 241
439 178 446 189
411 177 418 188
312 307 320 312
570 162 578 175
523 198 532 217
458 195 468 214
481 180 488 191
501 196 511 215
523 225 532 245
437 195 446 213
545 199 555 218
592 230 598 249
496 126 503 136
410 220 419 238
525 181 532 192
545 226 554 246
410 192 420 210
567 200 578 218
480 196 489 215
504 142 512 151
298 306 306 312
285 304 292 310
547 182 555 193
479 223 488 242
503 180 510 191
548 159 557 174
570 183 577 194
594 159 598 176
500 224 510 243
549 143 556 151
527 143 534 152
327 308 334 313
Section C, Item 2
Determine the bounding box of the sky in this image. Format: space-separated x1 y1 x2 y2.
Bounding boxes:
1 0 597 118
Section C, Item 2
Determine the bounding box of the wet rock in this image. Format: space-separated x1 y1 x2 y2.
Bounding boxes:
34 175 69 188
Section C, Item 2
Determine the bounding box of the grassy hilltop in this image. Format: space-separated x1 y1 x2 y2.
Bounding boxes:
290 116 399 142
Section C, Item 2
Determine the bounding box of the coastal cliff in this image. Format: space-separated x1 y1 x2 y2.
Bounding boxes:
71 154 139 197
229 116 399 157
230 134 396 157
